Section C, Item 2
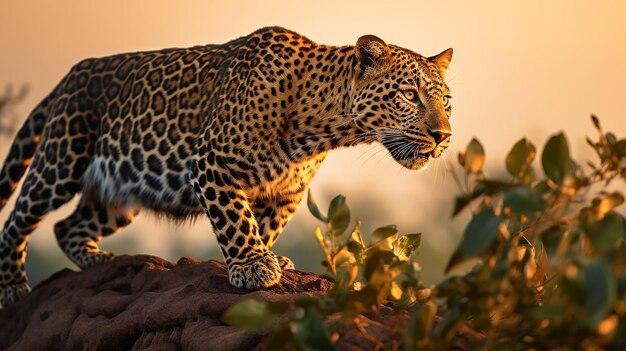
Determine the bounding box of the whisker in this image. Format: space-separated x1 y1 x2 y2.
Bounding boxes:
361 147 389 166
354 144 381 165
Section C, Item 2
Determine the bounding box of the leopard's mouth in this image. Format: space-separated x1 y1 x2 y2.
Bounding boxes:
381 134 433 170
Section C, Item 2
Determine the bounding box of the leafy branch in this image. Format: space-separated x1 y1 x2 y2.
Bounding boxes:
224 115 626 350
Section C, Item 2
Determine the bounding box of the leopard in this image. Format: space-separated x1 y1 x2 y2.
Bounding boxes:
0 26 452 307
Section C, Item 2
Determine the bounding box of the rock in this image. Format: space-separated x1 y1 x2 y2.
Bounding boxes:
0 255 482 350
0 255 331 351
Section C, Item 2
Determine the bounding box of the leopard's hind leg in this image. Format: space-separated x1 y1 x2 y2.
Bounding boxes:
0 92 98 307
54 196 138 269
0 145 89 307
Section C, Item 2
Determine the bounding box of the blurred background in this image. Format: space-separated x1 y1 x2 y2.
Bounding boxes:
1 1 625 286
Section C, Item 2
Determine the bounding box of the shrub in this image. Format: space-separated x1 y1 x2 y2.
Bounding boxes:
224 116 626 350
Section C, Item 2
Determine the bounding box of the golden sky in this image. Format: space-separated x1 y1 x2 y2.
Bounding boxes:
3 1 625 159
1 1 625 273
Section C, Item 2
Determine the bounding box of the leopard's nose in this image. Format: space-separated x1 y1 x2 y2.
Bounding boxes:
427 128 451 144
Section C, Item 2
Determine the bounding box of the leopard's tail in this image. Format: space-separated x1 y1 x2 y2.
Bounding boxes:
0 95 51 212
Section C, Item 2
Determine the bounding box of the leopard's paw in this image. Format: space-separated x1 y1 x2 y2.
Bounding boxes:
76 249 115 269
61 239 115 269
277 255 295 270
228 250 282 290
0 281 31 309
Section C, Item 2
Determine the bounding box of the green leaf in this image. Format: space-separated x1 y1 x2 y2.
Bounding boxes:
364 249 397 282
560 276 586 306
506 138 536 179
291 310 335 351
446 209 503 272
307 189 328 222
591 114 602 130
333 248 356 268
223 299 276 331
464 138 485 173
452 195 472 218
586 211 625 254
457 152 465 167
581 260 617 326
459 209 503 258
614 139 626 157
371 225 399 244
327 195 345 219
540 225 567 257
607 132 617 144
346 239 364 263
541 132 571 184
327 195 350 236
503 185 546 216
393 233 422 261
451 181 504 218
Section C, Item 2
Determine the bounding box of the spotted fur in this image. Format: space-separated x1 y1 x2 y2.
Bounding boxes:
0 27 452 307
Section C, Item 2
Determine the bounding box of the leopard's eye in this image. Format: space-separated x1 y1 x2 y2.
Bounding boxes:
401 89 420 104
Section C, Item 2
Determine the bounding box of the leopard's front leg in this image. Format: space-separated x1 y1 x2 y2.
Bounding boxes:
252 193 305 270
191 152 281 290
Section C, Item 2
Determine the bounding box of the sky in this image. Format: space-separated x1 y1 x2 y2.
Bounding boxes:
1 1 625 283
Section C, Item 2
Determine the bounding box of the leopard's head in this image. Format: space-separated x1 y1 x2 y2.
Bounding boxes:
351 35 453 170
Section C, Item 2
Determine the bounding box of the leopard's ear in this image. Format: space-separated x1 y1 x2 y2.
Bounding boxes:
429 48 453 72
355 35 391 80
